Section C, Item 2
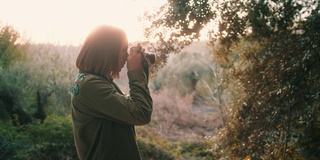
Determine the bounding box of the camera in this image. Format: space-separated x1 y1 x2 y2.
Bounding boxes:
146 53 155 64
141 53 155 80
134 45 155 64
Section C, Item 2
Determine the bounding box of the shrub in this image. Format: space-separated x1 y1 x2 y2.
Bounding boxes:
0 115 77 160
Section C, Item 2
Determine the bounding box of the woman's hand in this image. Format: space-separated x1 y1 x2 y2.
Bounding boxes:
127 44 152 72
127 45 143 71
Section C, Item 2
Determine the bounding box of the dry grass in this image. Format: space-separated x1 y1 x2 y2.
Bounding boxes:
142 88 222 141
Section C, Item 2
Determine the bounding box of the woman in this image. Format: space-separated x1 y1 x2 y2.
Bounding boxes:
71 25 153 160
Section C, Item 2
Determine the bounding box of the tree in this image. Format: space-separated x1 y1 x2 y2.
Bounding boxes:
143 0 320 158
0 25 27 68
0 26 52 126
214 1 320 159
141 0 214 71
0 25 32 125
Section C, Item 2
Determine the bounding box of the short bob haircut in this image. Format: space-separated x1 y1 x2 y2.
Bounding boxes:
76 25 127 79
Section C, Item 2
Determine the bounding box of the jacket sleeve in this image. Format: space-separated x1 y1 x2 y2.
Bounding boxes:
76 71 153 125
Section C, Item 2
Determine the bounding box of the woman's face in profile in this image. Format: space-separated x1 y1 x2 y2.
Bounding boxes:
118 38 129 72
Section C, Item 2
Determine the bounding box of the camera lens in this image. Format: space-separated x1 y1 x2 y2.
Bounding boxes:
146 53 155 64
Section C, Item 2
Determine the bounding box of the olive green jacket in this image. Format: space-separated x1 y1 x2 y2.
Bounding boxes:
71 70 153 160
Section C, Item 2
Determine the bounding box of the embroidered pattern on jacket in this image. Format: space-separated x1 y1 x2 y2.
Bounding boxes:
72 74 86 96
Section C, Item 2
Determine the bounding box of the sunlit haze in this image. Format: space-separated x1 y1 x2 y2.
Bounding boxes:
0 0 165 45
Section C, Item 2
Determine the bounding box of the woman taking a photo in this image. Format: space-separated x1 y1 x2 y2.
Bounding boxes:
71 25 153 160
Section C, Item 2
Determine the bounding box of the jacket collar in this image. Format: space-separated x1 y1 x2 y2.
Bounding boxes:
78 70 113 82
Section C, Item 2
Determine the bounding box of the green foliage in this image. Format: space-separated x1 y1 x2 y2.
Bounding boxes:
0 24 219 159
0 115 77 160
0 61 34 112
0 115 213 160
138 140 175 160
152 51 214 95
212 2 320 159
25 44 79 114
144 0 320 159
0 25 27 68
217 0 247 46
137 125 214 160
141 0 215 70
0 43 78 119
150 44 229 111
149 44 229 106
0 25 32 124
179 141 215 159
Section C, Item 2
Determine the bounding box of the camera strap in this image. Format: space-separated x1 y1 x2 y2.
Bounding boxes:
141 53 149 82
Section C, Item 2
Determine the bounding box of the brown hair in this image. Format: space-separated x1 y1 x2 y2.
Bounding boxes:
76 25 127 79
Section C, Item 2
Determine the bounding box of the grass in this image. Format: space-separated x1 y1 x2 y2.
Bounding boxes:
135 88 221 159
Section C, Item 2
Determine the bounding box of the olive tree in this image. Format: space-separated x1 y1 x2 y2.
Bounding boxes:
142 0 320 158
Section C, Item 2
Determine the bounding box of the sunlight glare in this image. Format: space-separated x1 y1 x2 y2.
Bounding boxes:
0 0 165 45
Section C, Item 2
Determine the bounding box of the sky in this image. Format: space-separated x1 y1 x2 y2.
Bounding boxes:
0 0 165 45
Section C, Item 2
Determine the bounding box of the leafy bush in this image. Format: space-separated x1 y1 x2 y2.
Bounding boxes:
137 125 214 160
153 50 214 95
0 25 218 160
0 115 77 160
150 45 229 108
136 87 219 160
0 114 213 160
25 44 79 115
138 140 175 160
212 8 320 159
0 25 28 68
